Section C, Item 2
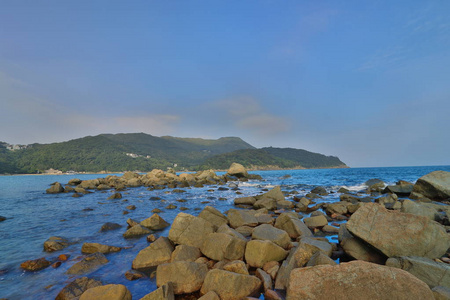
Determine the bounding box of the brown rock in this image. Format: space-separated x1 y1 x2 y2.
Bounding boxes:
66 252 109 275
223 260 249 275
123 224 152 239
168 213 215 248
251 224 291 249
44 236 69 252
245 240 288 268
79 284 131 300
140 214 170 231
140 282 175 300
156 261 208 294
201 233 247 261
274 212 312 239
81 243 121 254
227 209 258 228
198 206 229 229
55 277 102 300
286 261 434 300
171 245 202 262
132 237 174 272
20 258 51 271
412 171 450 201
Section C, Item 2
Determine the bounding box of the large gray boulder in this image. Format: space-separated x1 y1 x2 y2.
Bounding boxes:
346 203 449 258
156 261 208 294
201 232 246 261
168 213 215 248
412 171 450 201
401 199 438 221
286 261 434 300
200 269 262 300
132 237 174 272
386 256 450 289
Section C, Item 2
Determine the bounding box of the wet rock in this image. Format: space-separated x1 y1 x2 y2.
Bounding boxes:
123 224 152 239
338 224 387 264
412 171 450 201
125 205 136 210
251 224 291 249
201 233 247 261
152 208 163 213
132 237 174 272
20 257 51 271
165 204 177 209
365 178 384 186
346 203 449 258
274 212 312 239
171 245 202 262
198 206 229 229
68 178 82 186
311 186 328 196
81 242 121 254
245 240 288 268
46 182 65 193
55 277 102 300
287 261 434 300
126 218 140 227
168 213 215 248
140 214 170 231
140 282 175 300
66 252 109 275
386 256 450 289
223 260 249 275
322 224 339 233
156 261 208 294
200 269 262 300
79 284 131 300
124 269 145 281
44 236 69 252
227 209 258 228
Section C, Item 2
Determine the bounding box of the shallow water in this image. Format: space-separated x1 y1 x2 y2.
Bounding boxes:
1 166 449 299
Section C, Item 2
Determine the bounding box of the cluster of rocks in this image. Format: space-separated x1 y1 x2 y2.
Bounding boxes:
25 169 450 299
46 163 261 196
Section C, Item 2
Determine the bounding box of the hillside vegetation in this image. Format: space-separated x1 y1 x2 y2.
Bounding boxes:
0 133 347 174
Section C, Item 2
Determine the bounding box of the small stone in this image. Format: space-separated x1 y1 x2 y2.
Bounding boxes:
152 208 163 213
20 258 51 271
125 270 145 281
126 205 136 210
147 234 157 242
100 222 122 232
166 204 177 209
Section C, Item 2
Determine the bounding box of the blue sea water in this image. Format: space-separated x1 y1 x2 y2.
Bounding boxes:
0 166 449 299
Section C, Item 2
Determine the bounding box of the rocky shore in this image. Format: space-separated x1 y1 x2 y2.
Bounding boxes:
17 165 450 299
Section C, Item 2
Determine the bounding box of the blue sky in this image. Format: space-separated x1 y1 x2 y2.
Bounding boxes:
1 1 449 167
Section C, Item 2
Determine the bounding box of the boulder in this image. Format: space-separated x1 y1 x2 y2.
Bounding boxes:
286 261 434 300
325 202 349 215
274 212 312 239
81 243 121 254
227 209 258 228
401 199 438 221
171 245 202 262
216 224 247 241
386 256 450 289
253 198 277 210
245 240 288 268
305 251 337 267
346 203 449 258
384 183 414 196
432 286 450 300
251 224 291 249
292 238 333 267
198 291 220 300
311 186 328 195
303 215 328 228
227 163 249 178
68 178 82 186
365 178 384 186
44 236 69 252
140 214 170 231
223 260 249 275
234 196 256 206
79 284 131 300
338 224 386 264
66 252 109 275
200 269 262 299
198 206 229 229
107 192 122 200
255 268 273 292
201 233 246 261
55 277 102 300
156 261 208 294
46 182 65 193
168 213 215 248
20 257 51 271
132 237 174 272
255 186 285 202
140 283 175 300
123 224 152 239
412 171 450 201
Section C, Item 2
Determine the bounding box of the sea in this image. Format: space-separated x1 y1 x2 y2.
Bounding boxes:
1 165 449 299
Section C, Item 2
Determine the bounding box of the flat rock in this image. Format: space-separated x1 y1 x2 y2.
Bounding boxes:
234 196 256 206
55 277 102 300
100 222 122 232
346 203 449 258
44 236 69 252
386 256 450 289
123 224 152 239
79 284 131 300
227 209 258 228
20 257 51 271
132 237 174 272
303 215 328 228
156 261 208 294
287 261 434 300
401 199 438 221
168 213 215 248
66 252 109 275
200 269 262 300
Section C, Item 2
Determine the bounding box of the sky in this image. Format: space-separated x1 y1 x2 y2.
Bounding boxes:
1 1 449 168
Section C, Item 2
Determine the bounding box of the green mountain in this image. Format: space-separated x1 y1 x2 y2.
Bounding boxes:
0 133 347 174
199 147 347 170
